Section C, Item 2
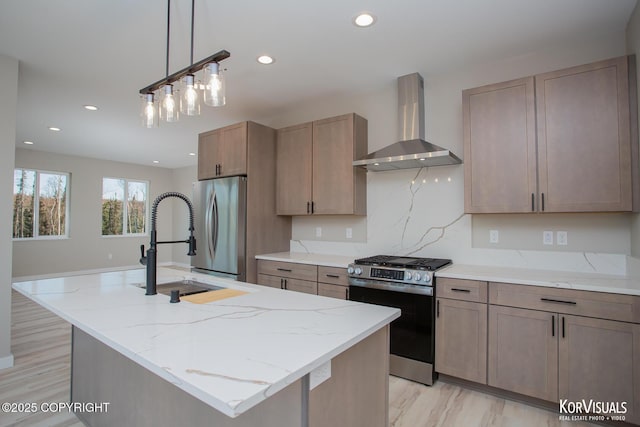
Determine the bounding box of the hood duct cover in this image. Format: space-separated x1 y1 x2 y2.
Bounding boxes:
353 73 462 171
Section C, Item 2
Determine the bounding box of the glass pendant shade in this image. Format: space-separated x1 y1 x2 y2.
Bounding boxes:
203 62 226 107
160 84 179 122
141 93 158 128
180 74 200 116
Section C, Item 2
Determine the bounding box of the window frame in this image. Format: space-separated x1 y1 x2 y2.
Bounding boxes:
101 177 150 238
12 168 71 241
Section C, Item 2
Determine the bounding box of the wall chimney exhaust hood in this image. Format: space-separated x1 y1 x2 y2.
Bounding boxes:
353 73 462 171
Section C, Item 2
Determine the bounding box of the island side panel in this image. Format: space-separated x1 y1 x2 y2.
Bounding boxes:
71 326 302 427
309 325 390 427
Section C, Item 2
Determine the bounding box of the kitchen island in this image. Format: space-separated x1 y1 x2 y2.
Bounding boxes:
12 267 399 427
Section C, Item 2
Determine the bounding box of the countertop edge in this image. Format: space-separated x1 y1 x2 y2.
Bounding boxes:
255 252 354 269
436 265 640 296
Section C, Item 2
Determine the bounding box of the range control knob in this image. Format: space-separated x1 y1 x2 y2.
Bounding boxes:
354 267 363 275
347 266 355 275
423 274 432 283
413 272 422 281
404 271 412 281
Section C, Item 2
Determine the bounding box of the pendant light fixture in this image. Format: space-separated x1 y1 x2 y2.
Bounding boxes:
139 0 229 127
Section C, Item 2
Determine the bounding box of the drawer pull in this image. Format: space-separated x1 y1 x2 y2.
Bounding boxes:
437 300 440 317
326 274 340 278
345 288 349 300
540 297 576 305
277 268 292 272
552 315 555 337
451 288 471 293
562 316 566 338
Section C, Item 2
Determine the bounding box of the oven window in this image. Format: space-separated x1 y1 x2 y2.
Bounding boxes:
349 286 434 363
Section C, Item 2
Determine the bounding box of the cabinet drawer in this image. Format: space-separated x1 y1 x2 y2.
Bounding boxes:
318 266 349 286
437 278 487 303
257 260 317 282
318 282 349 300
489 282 640 323
284 278 318 295
257 273 282 289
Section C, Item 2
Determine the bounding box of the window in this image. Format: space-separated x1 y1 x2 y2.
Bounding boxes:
102 178 148 236
13 169 70 239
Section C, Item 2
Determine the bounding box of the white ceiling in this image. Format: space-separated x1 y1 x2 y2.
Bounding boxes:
0 0 636 168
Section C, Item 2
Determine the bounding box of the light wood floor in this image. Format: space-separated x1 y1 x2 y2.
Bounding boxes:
2 290 596 427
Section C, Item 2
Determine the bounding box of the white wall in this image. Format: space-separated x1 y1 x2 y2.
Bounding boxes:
0 54 18 369
171 164 198 266
12 149 176 278
261 32 631 275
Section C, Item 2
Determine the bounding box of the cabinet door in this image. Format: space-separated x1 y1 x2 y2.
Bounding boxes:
312 114 362 215
559 315 640 424
536 56 632 212
216 122 247 177
257 273 283 289
198 130 223 180
463 77 537 213
276 123 313 215
435 298 487 383
317 282 349 300
284 278 318 295
488 305 558 401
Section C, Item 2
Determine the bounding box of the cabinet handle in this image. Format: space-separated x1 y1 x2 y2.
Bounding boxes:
531 193 535 211
345 288 349 300
541 193 545 211
277 268 292 272
311 201 315 214
552 315 555 337
562 316 565 338
451 288 471 293
283 279 287 290
307 201 310 214
540 297 576 305
436 300 440 318
280 278 283 289
326 274 340 278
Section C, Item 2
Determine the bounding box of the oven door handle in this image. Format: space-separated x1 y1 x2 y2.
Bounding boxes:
348 278 433 296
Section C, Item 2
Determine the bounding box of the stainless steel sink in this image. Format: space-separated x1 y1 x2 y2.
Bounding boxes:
155 280 224 297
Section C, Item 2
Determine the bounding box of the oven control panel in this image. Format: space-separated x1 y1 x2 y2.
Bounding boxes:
347 264 433 285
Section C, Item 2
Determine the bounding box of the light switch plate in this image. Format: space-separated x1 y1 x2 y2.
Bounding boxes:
346 228 353 239
489 230 499 244
543 230 554 245
557 231 568 245
315 227 322 238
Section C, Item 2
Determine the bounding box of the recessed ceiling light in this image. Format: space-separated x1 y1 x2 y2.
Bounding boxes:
257 55 274 65
23 141 34 145
189 152 196 156
353 13 376 27
48 127 61 131
84 105 98 111
153 160 159 164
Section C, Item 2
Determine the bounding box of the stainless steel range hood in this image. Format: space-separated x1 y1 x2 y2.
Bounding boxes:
353 73 462 172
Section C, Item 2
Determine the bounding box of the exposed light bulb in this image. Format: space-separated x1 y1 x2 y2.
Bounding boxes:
141 93 157 128
180 74 200 116
204 62 226 107
160 84 179 122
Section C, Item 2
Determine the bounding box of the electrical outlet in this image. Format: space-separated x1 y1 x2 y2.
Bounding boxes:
543 231 554 245
557 231 568 246
346 228 353 239
489 230 499 244
315 227 322 238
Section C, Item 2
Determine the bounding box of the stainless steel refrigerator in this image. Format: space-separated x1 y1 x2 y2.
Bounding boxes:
191 176 247 281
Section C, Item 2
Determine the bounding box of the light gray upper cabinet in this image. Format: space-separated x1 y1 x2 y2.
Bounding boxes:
463 55 638 213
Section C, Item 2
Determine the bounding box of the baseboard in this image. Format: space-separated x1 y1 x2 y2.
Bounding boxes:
0 353 14 370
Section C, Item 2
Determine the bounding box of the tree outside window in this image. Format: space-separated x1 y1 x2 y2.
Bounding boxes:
102 178 148 236
13 169 69 239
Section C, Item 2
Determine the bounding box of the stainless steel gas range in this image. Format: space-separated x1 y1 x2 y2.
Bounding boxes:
347 255 451 385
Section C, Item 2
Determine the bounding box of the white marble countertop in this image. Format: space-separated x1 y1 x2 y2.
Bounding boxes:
255 252 356 268
437 264 640 296
12 267 399 418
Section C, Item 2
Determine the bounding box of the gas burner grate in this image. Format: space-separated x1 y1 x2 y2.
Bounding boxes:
354 255 452 271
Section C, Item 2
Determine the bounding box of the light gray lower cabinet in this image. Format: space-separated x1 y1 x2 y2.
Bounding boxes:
486 282 640 423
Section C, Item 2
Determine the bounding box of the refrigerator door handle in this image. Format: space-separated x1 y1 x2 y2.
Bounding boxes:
212 192 219 253
205 190 216 262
